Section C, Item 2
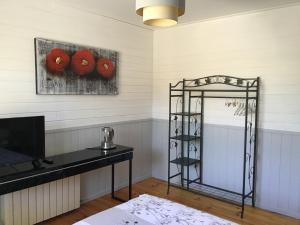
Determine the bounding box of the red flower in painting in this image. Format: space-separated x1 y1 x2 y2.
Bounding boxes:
46 48 70 74
71 50 95 76
97 57 115 79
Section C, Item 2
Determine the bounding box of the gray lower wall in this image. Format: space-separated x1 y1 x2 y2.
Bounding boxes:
152 119 300 219
45 119 152 203
45 118 300 219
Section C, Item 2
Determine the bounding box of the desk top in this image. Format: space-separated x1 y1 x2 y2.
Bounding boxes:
0 145 133 184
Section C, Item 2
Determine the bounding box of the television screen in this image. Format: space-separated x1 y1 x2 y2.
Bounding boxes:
0 116 45 166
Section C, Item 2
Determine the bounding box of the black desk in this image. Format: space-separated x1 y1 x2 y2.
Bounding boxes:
0 145 133 202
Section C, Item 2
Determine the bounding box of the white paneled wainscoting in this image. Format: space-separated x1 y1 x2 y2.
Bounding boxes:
0 175 80 225
152 119 300 219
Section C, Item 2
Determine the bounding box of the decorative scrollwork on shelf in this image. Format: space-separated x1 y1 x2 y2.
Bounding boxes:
246 113 256 192
171 75 258 88
171 97 182 138
225 99 256 116
170 140 180 173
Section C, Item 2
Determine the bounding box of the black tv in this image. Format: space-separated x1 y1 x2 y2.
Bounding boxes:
0 116 45 167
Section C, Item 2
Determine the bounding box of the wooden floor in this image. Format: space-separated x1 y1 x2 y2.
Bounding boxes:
39 178 300 225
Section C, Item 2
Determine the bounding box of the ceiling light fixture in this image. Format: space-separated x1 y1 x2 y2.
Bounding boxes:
136 0 185 27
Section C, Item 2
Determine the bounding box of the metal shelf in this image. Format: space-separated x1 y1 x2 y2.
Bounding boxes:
170 182 252 206
168 75 260 218
171 112 202 116
170 157 200 166
170 135 201 141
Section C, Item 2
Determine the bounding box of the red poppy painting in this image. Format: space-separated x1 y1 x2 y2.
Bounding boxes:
34 38 118 95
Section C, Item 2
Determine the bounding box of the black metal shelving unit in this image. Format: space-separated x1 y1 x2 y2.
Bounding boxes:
167 75 260 218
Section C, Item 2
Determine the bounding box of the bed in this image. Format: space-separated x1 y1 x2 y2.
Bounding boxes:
74 194 239 225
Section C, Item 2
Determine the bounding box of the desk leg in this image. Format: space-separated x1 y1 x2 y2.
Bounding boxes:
111 159 132 202
129 159 132 200
111 163 115 199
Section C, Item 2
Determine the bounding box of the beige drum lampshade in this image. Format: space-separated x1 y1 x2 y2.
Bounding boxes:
136 0 185 27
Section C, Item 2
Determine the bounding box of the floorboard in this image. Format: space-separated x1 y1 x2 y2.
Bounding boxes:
38 178 300 225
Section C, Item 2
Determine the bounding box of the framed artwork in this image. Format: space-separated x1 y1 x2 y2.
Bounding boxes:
34 38 119 95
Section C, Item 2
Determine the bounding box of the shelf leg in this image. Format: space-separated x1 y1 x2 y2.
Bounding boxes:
241 83 249 219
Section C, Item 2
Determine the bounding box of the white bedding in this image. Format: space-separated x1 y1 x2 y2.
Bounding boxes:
74 194 239 225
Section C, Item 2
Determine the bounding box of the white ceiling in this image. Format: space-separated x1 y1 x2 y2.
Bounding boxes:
61 0 300 29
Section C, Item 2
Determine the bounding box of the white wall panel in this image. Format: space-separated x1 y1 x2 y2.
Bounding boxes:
68 176 75 211
21 189 29 225
28 187 37 225
56 180 63 216
12 191 21 225
36 185 44 223
153 4 300 132
49 181 57 218
0 0 153 130
43 183 50 221
0 193 13 225
62 178 69 214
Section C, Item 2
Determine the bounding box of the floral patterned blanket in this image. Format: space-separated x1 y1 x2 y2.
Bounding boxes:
74 194 239 225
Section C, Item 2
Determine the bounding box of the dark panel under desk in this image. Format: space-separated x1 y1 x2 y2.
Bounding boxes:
0 145 133 195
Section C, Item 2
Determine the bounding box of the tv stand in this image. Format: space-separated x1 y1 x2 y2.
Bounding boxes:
0 145 133 225
0 145 133 198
